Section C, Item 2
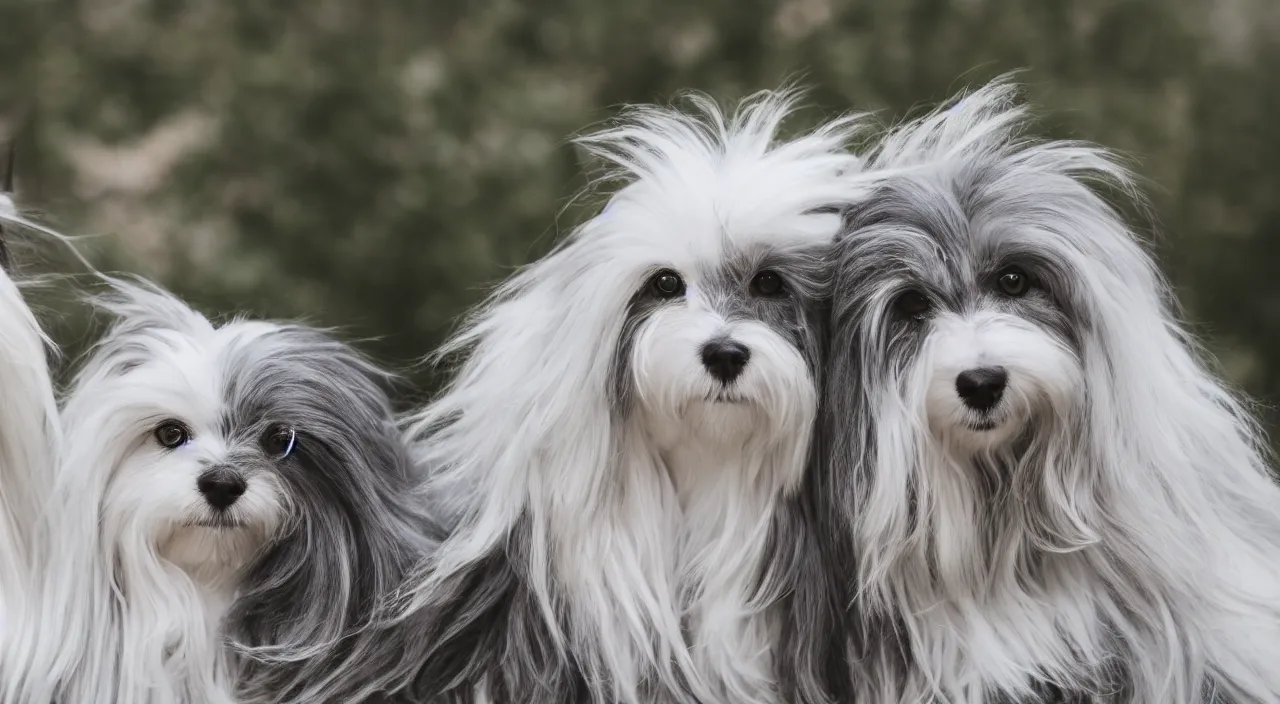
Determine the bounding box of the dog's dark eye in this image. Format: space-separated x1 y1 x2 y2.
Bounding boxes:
996 267 1030 297
750 270 786 297
154 421 191 450
648 269 685 299
893 290 932 319
262 424 297 459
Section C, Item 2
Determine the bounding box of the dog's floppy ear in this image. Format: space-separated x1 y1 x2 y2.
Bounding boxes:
0 140 15 270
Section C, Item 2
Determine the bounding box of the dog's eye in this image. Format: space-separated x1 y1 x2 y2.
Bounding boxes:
154 421 191 450
996 267 1030 297
262 424 297 459
648 269 686 299
750 270 786 297
893 290 932 319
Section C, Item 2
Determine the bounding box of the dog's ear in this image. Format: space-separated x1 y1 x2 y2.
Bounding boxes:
0 140 15 270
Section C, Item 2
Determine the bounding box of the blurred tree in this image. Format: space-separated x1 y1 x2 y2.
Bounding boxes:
1 0 1278 422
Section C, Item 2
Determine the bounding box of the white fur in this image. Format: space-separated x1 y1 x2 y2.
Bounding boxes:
0 207 62 696
630 304 815 702
11 282 285 704
922 312 1080 452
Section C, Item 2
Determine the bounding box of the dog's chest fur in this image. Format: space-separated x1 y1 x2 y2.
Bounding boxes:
654 428 790 704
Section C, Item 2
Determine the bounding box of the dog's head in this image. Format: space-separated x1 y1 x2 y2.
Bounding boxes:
836 172 1088 456
830 82 1146 465
69 281 418 580
70 285 278 576
582 91 868 470
412 89 868 510
826 78 1179 583
611 229 832 455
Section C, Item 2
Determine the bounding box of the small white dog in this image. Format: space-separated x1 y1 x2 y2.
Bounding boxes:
347 90 867 704
11 279 438 704
787 77 1280 704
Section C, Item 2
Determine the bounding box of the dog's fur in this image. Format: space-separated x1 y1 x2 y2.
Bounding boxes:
787 78 1280 704
326 89 867 704
9 280 439 703
0 180 62 694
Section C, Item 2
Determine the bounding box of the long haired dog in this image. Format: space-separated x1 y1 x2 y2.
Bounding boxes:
798 78 1280 704
13 279 439 703
0 148 61 672
346 90 865 704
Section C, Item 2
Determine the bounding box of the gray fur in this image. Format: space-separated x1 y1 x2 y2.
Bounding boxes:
223 322 447 702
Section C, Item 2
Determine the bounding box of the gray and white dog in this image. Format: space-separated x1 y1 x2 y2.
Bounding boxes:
344 90 866 704
785 78 1280 704
9 279 441 703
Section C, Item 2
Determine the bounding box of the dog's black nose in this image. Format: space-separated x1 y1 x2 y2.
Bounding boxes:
197 468 247 510
700 339 751 384
955 366 1007 412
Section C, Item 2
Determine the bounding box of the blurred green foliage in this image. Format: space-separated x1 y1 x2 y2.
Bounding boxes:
2 0 1280 421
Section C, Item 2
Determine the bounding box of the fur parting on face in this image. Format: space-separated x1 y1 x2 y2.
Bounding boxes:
0 208 62 700
6 279 441 704
790 76 1280 704
331 88 870 704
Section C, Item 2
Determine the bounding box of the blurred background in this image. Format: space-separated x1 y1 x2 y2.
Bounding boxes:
2 0 1280 419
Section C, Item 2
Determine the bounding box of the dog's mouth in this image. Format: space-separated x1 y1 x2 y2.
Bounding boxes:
967 417 1000 431
705 388 749 404
185 515 248 530
962 408 1008 432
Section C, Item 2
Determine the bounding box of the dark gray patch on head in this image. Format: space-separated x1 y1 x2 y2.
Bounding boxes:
609 243 832 414
218 327 404 480
221 326 446 701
